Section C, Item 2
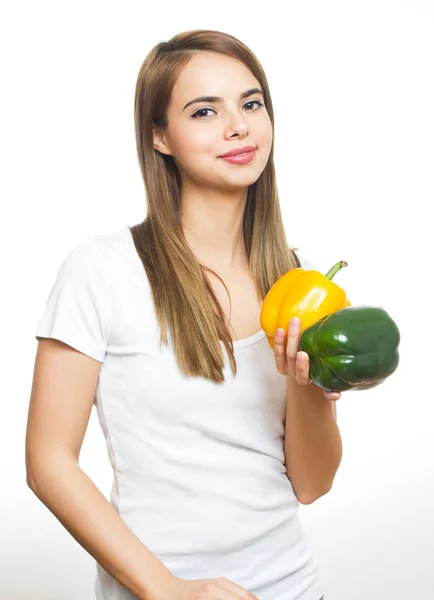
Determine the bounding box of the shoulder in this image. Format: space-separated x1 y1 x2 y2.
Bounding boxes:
54 235 102 280
61 225 132 274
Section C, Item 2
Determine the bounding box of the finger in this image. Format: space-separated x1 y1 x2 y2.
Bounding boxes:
214 577 258 599
274 328 288 375
296 351 312 385
286 317 301 362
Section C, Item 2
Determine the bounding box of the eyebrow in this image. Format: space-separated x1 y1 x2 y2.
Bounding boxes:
182 87 264 111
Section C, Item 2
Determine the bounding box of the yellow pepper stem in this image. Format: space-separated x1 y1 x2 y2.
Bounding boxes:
325 260 348 280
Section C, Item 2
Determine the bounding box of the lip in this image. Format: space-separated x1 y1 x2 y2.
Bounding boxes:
219 145 257 157
220 149 256 165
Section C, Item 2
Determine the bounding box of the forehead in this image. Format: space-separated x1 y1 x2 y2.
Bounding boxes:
171 52 260 104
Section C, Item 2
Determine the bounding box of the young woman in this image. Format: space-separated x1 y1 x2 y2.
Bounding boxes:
26 29 341 600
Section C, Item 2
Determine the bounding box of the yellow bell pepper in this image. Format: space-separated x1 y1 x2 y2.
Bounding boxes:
260 260 351 350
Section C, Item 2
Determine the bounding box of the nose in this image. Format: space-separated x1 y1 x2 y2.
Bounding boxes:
223 110 249 139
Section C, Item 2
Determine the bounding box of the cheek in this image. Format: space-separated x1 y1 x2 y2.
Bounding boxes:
176 121 212 150
172 124 216 161
258 115 273 147
257 120 273 164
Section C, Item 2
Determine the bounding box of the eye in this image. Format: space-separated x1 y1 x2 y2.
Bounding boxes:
243 100 264 111
191 99 264 119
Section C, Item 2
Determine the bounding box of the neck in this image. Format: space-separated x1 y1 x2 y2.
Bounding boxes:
180 183 250 273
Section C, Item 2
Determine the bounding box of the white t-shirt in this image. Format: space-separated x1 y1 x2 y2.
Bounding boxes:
35 224 325 600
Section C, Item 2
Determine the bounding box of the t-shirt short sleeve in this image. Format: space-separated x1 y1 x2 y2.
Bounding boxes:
35 236 110 363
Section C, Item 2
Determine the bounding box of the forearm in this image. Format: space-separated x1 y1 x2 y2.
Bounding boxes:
27 458 174 600
284 378 343 502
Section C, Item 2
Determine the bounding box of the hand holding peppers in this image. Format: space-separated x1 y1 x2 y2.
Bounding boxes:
261 259 401 395
273 315 341 401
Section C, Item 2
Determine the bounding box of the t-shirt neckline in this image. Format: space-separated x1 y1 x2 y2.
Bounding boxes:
226 328 266 348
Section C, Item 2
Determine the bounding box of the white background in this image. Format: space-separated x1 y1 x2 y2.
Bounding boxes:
2 1 433 598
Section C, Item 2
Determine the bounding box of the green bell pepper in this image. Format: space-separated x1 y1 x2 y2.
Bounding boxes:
299 306 400 392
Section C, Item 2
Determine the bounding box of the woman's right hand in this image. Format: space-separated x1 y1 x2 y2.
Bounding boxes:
158 575 259 600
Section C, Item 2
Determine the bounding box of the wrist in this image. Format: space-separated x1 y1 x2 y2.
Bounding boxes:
141 573 179 600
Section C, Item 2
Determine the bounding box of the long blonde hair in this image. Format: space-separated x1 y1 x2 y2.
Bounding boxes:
130 29 300 383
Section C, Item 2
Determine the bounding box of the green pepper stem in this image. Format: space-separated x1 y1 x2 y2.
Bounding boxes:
325 260 348 280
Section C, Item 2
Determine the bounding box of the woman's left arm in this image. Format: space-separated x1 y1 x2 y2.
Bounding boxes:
284 374 343 504
274 317 343 504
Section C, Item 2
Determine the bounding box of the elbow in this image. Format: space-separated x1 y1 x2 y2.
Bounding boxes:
26 455 40 492
26 471 38 493
26 462 34 489
26 464 49 496
297 486 332 505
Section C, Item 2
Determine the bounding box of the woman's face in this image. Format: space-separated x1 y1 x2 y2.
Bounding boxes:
153 51 273 191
